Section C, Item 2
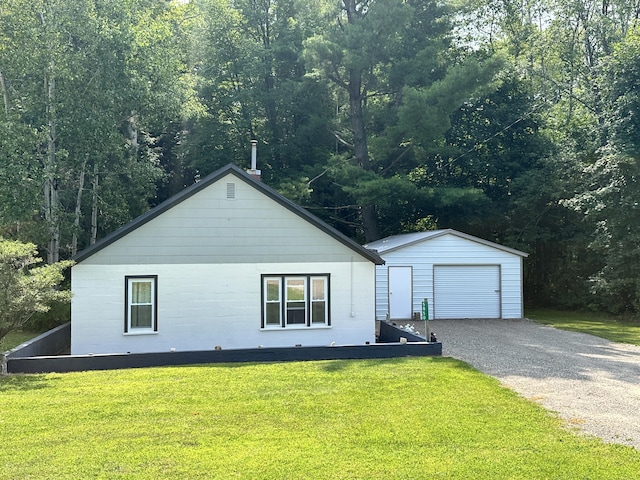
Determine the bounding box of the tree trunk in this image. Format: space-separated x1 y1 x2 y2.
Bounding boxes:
348 64 380 241
361 204 381 242
341 0 380 242
71 158 87 257
0 68 9 117
44 66 60 264
90 162 99 245
127 112 138 156
348 76 368 168
350 85 381 240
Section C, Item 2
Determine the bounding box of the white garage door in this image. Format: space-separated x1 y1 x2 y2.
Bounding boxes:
433 265 501 319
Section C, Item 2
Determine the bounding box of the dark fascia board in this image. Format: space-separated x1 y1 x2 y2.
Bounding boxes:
374 228 529 258
74 163 384 265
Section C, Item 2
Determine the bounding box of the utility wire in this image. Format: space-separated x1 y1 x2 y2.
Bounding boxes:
449 101 546 164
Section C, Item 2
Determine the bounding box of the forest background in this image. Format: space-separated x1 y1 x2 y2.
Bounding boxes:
1 0 640 317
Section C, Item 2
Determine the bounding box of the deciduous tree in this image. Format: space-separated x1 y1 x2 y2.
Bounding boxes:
0 239 72 345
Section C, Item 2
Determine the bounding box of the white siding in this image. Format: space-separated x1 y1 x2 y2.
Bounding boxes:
373 233 524 320
72 261 376 355
82 173 360 266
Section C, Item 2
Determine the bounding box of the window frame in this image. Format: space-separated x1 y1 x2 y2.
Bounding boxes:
263 277 283 328
124 275 158 334
310 276 329 325
285 276 307 326
261 274 330 329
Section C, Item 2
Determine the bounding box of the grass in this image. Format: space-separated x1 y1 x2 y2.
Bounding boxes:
0 330 42 352
1 358 639 479
527 308 640 345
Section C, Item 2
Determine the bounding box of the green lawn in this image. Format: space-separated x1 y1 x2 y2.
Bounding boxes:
0 330 41 352
1 358 639 479
527 308 640 345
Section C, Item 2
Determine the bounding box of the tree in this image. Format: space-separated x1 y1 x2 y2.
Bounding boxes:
0 0 193 259
0 239 72 344
304 0 414 240
455 0 640 309
183 0 334 190
304 0 503 241
0 121 43 241
567 28 640 313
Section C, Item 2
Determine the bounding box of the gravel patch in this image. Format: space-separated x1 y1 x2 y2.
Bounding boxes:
411 318 640 450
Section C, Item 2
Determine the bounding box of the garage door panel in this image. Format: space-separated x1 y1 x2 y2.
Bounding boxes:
434 265 501 319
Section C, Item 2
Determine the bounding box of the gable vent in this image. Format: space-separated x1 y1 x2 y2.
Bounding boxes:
226 182 236 199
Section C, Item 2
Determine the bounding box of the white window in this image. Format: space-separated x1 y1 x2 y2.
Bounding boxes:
264 277 282 327
310 277 328 325
262 275 330 328
286 277 306 325
125 276 157 333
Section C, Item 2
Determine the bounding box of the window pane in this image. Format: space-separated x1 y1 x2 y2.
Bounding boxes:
287 302 306 324
131 305 152 328
132 281 152 303
286 279 305 301
312 278 325 300
311 301 326 324
266 303 281 325
266 279 280 301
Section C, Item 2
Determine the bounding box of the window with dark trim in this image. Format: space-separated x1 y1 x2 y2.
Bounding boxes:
261 275 330 328
125 276 158 333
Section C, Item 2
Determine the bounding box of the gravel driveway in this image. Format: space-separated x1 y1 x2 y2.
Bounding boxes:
423 318 640 450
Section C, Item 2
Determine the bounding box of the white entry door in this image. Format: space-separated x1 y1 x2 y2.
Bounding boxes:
388 266 412 319
433 265 501 319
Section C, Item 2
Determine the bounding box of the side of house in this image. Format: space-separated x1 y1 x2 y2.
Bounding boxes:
71 165 382 355
365 230 527 320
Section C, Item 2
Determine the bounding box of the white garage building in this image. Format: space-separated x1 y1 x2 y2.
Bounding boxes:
364 229 528 320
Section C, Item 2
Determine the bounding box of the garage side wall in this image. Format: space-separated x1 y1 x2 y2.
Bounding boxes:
374 234 524 320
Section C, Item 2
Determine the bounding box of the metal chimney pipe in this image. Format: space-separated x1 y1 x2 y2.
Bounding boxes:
250 139 257 171
247 139 261 180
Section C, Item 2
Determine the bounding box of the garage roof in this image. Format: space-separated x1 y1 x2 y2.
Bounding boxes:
364 229 528 257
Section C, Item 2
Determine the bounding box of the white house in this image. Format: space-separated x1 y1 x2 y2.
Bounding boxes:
71 163 383 355
364 229 528 320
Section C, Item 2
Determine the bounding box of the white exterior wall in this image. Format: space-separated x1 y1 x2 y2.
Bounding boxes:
79 173 360 266
72 261 375 355
71 170 379 355
374 234 524 320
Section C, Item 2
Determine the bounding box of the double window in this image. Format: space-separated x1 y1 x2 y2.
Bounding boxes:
262 275 330 328
125 276 158 333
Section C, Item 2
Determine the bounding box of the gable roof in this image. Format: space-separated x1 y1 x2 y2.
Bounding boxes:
75 163 384 265
363 229 528 257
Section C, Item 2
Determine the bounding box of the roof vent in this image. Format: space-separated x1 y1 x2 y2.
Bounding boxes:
226 182 236 199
